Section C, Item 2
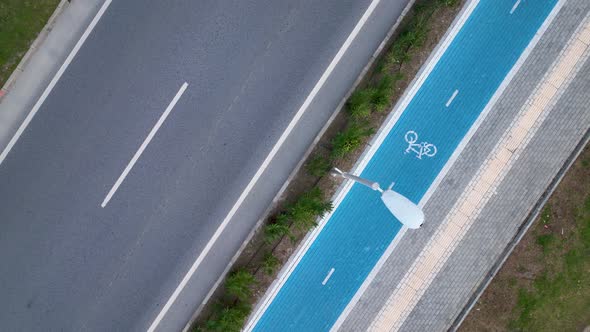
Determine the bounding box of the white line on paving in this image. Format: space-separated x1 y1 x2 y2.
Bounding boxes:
445 89 459 107
0 0 113 167
322 268 336 285
332 0 566 329
101 82 188 208
510 0 522 14
148 0 384 330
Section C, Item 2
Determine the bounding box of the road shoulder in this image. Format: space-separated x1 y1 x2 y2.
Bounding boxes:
0 0 104 156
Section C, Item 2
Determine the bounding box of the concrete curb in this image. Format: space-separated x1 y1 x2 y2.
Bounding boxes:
183 1 419 330
0 0 70 99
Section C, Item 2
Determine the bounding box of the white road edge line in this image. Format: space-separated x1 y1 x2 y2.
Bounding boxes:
322 268 336 286
510 0 522 14
445 89 459 107
101 82 188 208
333 0 566 329
146 0 383 330
0 0 113 167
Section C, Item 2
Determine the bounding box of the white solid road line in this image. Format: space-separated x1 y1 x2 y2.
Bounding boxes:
510 0 522 14
147 0 384 330
0 0 113 167
445 89 459 107
322 268 336 286
101 82 188 208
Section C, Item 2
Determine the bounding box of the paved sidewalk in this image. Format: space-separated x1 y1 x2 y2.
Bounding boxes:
338 0 590 330
0 0 103 154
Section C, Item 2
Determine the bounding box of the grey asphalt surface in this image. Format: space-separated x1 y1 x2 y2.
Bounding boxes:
0 0 410 331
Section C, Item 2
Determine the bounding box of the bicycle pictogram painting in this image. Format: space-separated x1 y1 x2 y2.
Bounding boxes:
404 131 437 159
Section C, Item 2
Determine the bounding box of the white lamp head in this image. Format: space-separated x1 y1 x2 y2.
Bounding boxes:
380 188 424 229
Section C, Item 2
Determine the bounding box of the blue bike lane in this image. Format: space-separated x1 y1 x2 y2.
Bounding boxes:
251 0 558 330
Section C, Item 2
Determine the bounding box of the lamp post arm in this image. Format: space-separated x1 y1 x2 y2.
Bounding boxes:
330 168 382 192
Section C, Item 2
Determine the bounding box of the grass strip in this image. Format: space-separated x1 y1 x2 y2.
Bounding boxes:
0 0 61 86
459 149 590 331
511 196 590 331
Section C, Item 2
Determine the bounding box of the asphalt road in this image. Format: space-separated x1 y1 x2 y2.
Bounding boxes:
0 0 410 330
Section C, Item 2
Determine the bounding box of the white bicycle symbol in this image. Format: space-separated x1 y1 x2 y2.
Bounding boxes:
404 131 437 159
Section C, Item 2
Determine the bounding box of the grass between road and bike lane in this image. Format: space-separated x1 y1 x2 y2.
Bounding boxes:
0 0 60 87
460 146 590 332
193 0 463 330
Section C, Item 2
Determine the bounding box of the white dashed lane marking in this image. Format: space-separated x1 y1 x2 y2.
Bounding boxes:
322 268 336 285
445 89 459 107
510 0 522 14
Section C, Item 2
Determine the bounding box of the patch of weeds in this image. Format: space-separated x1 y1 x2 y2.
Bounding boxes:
331 123 375 159
408 11 430 49
511 287 536 329
201 302 251 332
509 194 590 331
285 187 332 231
564 249 584 279
225 269 257 302
306 156 331 177
508 277 517 287
385 37 412 68
263 222 292 245
535 234 554 254
262 253 280 276
371 74 394 112
0 0 61 86
199 273 255 332
438 0 461 7
540 205 552 225
346 89 374 118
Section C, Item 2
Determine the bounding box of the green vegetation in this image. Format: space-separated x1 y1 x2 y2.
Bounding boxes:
331 123 374 159
371 74 398 112
535 233 554 253
225 269 257 302
511 195 590 331
262 253 280 276
202 302 251 332
306 155 331 177
198 270 256 332
263 222 292 245
346 89 374 118
263 187 332 245
283 187 333 231
384 6 431 69
345 73 403 118
540 205 552 224
0 0 60 86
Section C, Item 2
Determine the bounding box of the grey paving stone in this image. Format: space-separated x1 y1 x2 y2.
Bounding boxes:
402 56 590 331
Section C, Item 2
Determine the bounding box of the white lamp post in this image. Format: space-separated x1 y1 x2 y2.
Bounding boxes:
330 168 424 229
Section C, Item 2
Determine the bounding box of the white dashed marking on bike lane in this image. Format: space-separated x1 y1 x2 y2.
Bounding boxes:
445 89 459 107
